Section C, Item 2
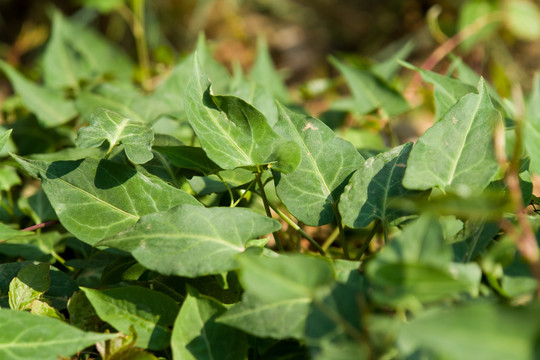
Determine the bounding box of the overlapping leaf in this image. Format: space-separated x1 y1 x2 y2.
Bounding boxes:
401 62 476 120
339 143 418 228
0 308 116 360
185 59 301 173
82 286 179 350
12 155 201 245
217 253 335 339
366 215 481 310
98 205 281 277
403 79 502 194
171 288 248 360
272 104 363 226
524 73 540 175
330 56 409 117
76 108 154 164
0 59 77 127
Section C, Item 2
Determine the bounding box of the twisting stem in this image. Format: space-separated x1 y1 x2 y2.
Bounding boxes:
255 171 284 252
267 203 326 256
21 220 59 232
232 179 256 207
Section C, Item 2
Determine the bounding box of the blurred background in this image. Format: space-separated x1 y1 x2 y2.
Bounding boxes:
1 0 540 92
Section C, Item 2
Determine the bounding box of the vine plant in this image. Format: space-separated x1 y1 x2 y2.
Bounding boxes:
0 2 540 360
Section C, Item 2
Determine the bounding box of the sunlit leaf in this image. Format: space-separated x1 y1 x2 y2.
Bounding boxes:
272 104 363 226
76 108 154 164
403 79 501 194
12 155 201 245
99 205 281 277
0 308 116 360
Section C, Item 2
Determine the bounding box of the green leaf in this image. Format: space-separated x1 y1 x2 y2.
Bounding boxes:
250 37 289 103
76 108 154 164
366 215 481 310
30 300 65 320
330 56 409 117
524 73 540 175
339 143 419 228
401 62 477 120
8 263 50 311
0 129 12 153
82 0 127 12
398 301 540 360
99 205 281 277
218 253 335 339
504 0 540 41
0 59 77 127
0 166 21 192
81 286 179 350
171 288 248 360
0 223 33 242
403 79 501 194
153 145 221 175
272 104 363 226
12 155 201 245
152 33 230 119
0 308 116 360
231 79 279 127
43 10 133 86
68 291 102 332
185 59 301 173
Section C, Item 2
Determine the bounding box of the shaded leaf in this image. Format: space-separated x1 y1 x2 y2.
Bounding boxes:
12 155 201 245
81 286 179 350
218 253 335 339
0 59 77 127
272 104 363 226
185 59 301 173
171 288 248 360
153 145 221 175
398 301 540 360
8 263 50 311
403 79 501 193
339 143 419 228
99 205 281 277
0 308 116 360
524 73 540 175
76 108 154 164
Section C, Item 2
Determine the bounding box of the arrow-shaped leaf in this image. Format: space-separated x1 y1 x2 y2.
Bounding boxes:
272 104 364 226
185 58 301 173
0 308 116 360
98 205 281 277
12 155 201 245
339 142 420 228
403 79 501 193
0 59 77 128
76 108 154 164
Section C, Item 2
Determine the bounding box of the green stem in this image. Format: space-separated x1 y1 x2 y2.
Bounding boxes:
334 206 349 259
355 219 381 260
268 203 325 256
216 173 235 207
232 179 256 207
321 226 339 252
255 171 284 252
